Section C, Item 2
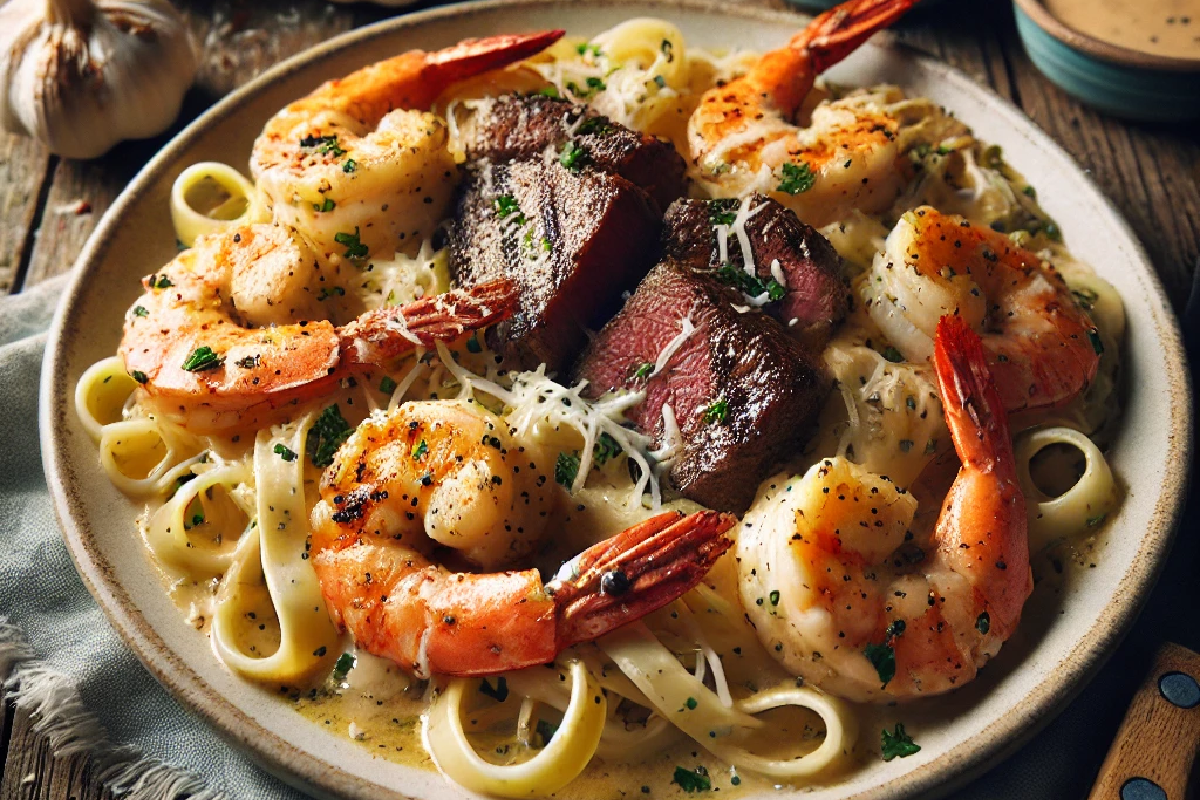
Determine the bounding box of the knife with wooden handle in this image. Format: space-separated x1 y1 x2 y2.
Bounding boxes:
1087 643 1200 799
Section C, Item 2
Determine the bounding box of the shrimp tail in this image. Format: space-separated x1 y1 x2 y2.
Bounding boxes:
425 30 566 79
792 0 917 75
933 314 1012 467
340 279 518 365
552 511 736 647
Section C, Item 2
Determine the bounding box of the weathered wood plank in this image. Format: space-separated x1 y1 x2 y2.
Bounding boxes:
0 137 52 294
0 706 50 800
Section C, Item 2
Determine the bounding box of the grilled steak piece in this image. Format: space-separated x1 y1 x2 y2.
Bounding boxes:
661 194 848 348
463 94 687 212
572 261 830 513
451 157 661 373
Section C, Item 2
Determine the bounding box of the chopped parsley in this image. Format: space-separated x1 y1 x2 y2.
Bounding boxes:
653 75 666 89
1022 184 1037 199
1071 287 1099 311
307 405 353 468
182 346 224 372
334 227 369 260
317 286 346 301
132 305 148 317
184 497 205 529
864 641 896 687
493 194 525 223
714 263 784 301
559 141 590 172
881 723 921 761
130 370 148 384
536 719 558 746
411 439 429 461
1086 513 1107 528
342 158 357 173
379 376 397 395
575 42 602 57
479 676 509 702
769 590 780 606
701 398 729 425
555 451 581 488
466 332 482 354
881 346 905 363
575 115 613 136
975 611 990 635
150 274 173 289
332 652 356 680
633 362 654 380
777 162 815 195
312 197 335 213
235 355 260 369
593 432 622 466
298 134 345 157
672 765 711 792
1087 328 1104 356
534 86 560 98
708 199 739 227
661 38 675 61
273 443 298 462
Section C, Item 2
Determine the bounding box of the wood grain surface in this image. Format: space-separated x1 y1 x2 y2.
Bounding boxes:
1 1 1196 798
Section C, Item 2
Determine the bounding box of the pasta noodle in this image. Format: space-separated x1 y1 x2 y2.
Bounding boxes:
170 162 270 247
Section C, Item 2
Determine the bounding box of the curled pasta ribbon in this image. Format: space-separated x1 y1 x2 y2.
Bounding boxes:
210 417 340 683
592 18 688 89
170 162 270 248
1015 426 1116 550
98 418 202 496
143 462 252 575
75 356 139 441
423 660 607 798
601 622 855 780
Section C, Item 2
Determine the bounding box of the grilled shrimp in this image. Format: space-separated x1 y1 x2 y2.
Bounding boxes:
311 401 735 676
687 0 931 227
865 206 1101 412
738 315 1031 702
250 31 563 264
120 225 516 435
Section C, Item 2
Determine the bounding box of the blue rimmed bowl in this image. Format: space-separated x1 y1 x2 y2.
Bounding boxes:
1014 0 1200 121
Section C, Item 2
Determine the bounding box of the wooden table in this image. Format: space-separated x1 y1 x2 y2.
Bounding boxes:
0 1 1196 797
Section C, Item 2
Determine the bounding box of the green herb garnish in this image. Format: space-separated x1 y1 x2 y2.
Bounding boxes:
182 346 223 372
334 227 369 260
536 719 558 746
881 723 921 761
332 652 356 679
701 398 729 425
151 274 173 289
975 611 990 635
317 286 345 301
881 346 905 363
575 115 613 136
299 134 345 157
672 765 711 793
1087 328 1104 356
555 451 581 488
777 162 814 195
633 362 654 380
307 404 353 468
559 141 590 172
312 197 335 213
130 370 148 384
708 199 739 227
593 432 622 466
342 158 357 173
132 305 148 317
864 641 896 687
273 443 298 462
379 376 397 395
411 439 429 461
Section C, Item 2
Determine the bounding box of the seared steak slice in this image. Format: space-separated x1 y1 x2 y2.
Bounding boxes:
661 194 848 348
464 94 687 212
572 262 830 512
451 157 660 373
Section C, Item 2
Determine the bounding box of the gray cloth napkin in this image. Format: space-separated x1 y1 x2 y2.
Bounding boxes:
1 273 1196 799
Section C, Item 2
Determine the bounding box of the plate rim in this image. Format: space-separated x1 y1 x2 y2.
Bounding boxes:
38 1 1193 798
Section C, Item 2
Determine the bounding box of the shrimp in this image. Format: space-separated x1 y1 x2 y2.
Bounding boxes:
120 224 516 435
738 315 1031 701
687 0 928 227
250 31 563 265
311 401 735 676
865 206 1102 413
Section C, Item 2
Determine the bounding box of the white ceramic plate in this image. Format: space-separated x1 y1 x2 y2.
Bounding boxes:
40 2 1192 798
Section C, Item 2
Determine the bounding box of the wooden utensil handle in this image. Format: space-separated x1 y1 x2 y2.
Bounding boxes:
1087 642 1200 799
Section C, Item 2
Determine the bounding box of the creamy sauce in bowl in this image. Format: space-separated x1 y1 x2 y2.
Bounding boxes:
1044 0 1200 60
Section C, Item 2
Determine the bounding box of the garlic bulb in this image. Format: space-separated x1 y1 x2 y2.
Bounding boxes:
0 0 198 159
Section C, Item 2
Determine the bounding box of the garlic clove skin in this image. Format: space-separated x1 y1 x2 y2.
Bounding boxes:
0 0 198 160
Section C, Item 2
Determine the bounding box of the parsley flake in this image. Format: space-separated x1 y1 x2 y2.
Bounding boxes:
536 719 558 746
672 765 711 793
881 723 921 761
132 305 149 317
633 362 654 380
307 405 353 468
975 611 990 635
342 158 357 173
777 162 815 195
555 451 581 488
332 653 356 680
182 346 224 372
881 346 905 363
150 274 173 289
593 432 622 466
411 439 429 461
559 141 590 172
708 199 739 227
701 399 729 425
299 134 345 157
379 376 397 395
130 370 148 384
864 641 896 687
312 197 335 213
317 286 346 301
273 443 298 462
334 227 369 260
479 676 509 702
